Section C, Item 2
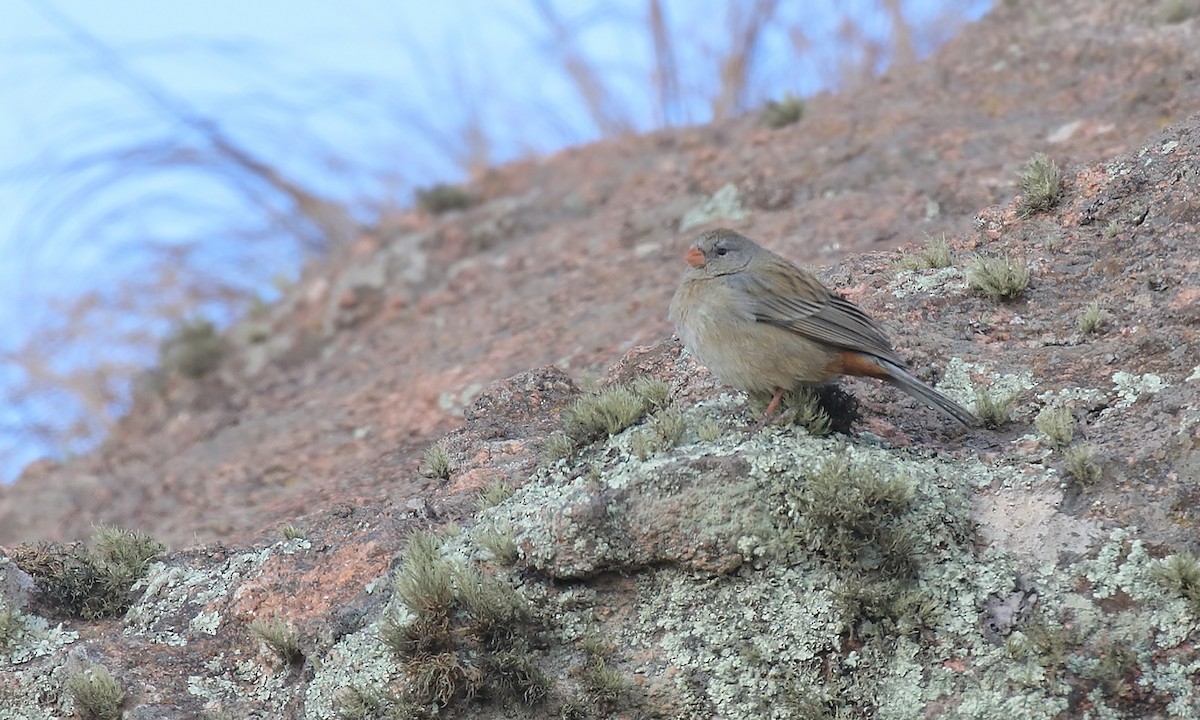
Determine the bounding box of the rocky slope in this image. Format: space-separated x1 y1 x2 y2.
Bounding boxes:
3 1 1200 718
3 0 1199 548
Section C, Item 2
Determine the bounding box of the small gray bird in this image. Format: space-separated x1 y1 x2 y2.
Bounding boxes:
668 228 977 427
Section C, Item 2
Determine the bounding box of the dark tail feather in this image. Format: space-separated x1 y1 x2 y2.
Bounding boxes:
879 360 978 428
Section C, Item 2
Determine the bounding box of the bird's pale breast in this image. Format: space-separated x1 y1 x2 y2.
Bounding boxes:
670 274 838 394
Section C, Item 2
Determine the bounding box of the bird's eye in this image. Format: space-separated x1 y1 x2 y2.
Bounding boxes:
715 247 728 256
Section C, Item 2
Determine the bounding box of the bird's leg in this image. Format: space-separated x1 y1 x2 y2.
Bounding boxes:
754 386 787 430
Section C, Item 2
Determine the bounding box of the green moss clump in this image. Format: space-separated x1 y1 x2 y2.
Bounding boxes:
476 524 518 566
631 409 689 460
761 93 805 129
279 524 306 541
159 317 224 378
392 532 456 618
578 655 628 707
541 431 578 464
750 384 859 435
484 648 551 705
380 529 546 714
649 409 686 448
380 611 452 658
768 386 832 435
456 564 532 647
407 650 482 706
631 377 671 410
476 480 515 509
334 685 412 720
1160 0 1200 23
564 385 650 442
415 183 476 215
793 458 917 575
696 417 722 442
11 525 164 619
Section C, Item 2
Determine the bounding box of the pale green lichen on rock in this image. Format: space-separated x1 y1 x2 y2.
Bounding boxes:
940 357 1035 420
889 265 967 298
1111 370 1168 408
126 547 274 647
476 393 1200 717
12 371 1195 717
680 182 749 231
0 612 77 667
303 625 399 719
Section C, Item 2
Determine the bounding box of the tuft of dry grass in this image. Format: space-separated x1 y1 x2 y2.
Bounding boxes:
1064 444 1101 485
1015 152 1061 218
1034 405 1075 448
1077 301 1106 335
422 441 452 479
967 255 1030 301
973 387 1019 428
249 619 304 665
67 665 126 720
895 234 954 271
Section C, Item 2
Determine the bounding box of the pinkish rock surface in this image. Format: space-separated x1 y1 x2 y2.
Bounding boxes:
3 2 1200 718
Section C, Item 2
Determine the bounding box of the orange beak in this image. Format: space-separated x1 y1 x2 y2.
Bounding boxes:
685 246 706 268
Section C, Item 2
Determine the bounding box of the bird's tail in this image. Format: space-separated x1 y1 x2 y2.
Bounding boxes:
877 358 978 428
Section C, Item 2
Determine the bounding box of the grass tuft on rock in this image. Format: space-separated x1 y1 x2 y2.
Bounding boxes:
67 665 126 720
1064 444 1101 485
1153 553 1200 610
967 255 1030 301
564 385 649 442
1016 152 1061 218
896 234 954 271
1077 300 1106 335
1035 405 1075 448
973 386 1019 428
249 618 304 665
421 441 452 479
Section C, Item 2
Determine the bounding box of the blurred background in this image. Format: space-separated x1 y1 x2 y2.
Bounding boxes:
0 0 991 481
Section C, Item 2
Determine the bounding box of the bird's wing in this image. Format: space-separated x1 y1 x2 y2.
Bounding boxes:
728 264 905 363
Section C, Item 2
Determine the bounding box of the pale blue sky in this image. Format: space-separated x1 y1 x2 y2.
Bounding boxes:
0 1 990 479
